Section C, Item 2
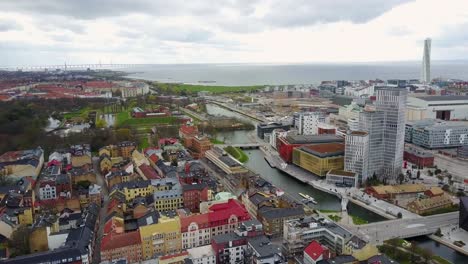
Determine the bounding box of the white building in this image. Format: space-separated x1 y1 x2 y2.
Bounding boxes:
270 129 288 149
359 87 407 181
422 38 431 83
344 85 375 97
39 184 57 200
187 245 216 264
295 112 326 135
344 131 369 184
407 96 468 121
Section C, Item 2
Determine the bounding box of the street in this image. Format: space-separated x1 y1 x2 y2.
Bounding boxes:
91 157 110 264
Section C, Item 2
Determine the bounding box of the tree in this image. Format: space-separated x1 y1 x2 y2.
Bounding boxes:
397 212 403 218
387 238 399 255
408 241 418 263
171 159 178 167
417 170 421 179
95 118 107 129
435 168 442 175
434 228 442 237
420 248 433 263
8 226 31 257
397 173 405 184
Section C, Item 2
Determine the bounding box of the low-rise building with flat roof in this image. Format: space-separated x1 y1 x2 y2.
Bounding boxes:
292 143 345 177
326 170 358 188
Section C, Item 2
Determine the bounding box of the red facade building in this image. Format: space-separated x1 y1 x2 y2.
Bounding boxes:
182 183 209 213
404 147 434 167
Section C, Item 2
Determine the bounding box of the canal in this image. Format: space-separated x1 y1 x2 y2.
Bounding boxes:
206 103 467 263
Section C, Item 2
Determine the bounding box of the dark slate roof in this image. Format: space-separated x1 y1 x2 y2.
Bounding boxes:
258 206 304 220
182 183 208 191
137 211 160 227
212 232 243 244
249 193 270 206
0 247 83 264
248 235 282 259
318 255 357 264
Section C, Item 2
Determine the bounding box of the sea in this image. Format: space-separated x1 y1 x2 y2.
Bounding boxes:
122 61 468 86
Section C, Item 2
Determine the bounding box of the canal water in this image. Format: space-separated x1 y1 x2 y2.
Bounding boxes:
206 103 467 263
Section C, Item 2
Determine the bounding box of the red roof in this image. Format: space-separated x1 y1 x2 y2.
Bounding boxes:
180 125 199 137
101 230 141 251
85 81 113 89
181 199 250 232
138 164 160 179
304 240 325 261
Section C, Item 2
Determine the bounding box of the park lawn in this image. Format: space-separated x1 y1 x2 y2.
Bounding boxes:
318 209 340 213
120 116 179 126
116 109 131 126
328 215 342 222
63 107 92 119
210 138 225 144
351 215 368 225
157 83 264 94
224 146 249 163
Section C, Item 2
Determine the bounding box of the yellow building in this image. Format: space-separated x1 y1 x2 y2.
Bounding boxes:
114 180 153 202
292 143 344 176
139 213 182 260
18 207 33 226
99 155 113 173
154 189 184 211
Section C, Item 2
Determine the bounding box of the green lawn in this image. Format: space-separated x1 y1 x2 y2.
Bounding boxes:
120 116 178 126
432 255 452 264
224 146 249 163
210 138 225 144
318 209 341 213
156 83 264 94
63 107 92 119
351 215 369 225
328 215 342 222
116 109 131 125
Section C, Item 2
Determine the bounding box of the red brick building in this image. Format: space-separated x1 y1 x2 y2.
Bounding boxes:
101 230 142 263
404 146 434 167
179 125 199 148
182 183 209 213
277 135 343 163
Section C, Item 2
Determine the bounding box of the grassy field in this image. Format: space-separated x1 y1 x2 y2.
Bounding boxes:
156 83 264 94
328 215 342 222
63 107 92 119
351 215 368 225
120 116 178 126
116 109 131 125
318 209 341 213
224 146 249 163
210 138 225 144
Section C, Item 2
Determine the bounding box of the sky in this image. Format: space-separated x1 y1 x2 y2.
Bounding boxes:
1 0 468 65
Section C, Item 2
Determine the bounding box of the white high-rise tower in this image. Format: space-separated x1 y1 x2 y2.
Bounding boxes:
422 38 431 83
358 87 407 183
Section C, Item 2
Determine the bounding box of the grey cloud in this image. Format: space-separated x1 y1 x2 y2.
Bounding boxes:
261 0 412 27
0 0 257 20
0 19 22 32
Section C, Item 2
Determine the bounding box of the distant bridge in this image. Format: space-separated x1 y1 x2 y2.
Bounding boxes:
349 212 459 245
0 64 152 71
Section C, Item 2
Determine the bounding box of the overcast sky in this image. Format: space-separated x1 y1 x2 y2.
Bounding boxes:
1 0 468 65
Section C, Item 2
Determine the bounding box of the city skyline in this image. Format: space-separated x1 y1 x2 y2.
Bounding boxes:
1 0 468 65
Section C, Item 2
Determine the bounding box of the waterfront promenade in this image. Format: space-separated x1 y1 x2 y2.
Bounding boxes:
262 148 420 220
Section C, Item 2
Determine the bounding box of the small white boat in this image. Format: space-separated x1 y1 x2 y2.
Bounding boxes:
299 193 318 204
